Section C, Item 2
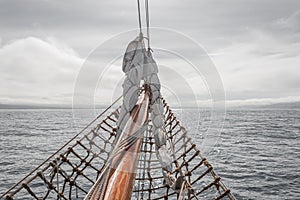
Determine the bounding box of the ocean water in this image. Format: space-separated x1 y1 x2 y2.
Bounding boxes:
0 109 299 199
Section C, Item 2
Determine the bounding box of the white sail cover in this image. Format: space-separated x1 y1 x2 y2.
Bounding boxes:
117 34 175 186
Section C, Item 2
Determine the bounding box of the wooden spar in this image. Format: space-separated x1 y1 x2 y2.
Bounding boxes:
86 88 151 200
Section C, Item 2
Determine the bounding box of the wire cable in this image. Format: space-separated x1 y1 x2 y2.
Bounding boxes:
145 0 151 50
137 0 142 34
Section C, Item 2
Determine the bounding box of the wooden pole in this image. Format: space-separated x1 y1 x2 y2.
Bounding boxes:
86 88 150 200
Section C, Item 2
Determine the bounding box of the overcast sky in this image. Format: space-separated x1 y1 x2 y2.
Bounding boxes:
0 0 300 107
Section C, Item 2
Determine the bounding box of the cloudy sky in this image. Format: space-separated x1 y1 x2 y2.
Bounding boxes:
0 0 300 107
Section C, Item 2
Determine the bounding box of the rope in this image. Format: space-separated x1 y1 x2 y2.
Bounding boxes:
137 0 142 34
136 0 151 50
145 0 151 50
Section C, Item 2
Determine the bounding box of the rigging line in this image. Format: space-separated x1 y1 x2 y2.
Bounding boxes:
0 95 123 199
145 0 151 50
137 0 142 34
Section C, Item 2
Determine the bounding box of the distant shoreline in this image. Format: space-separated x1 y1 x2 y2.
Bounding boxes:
0 101 299 110
0 106 299 110
0 104 108 110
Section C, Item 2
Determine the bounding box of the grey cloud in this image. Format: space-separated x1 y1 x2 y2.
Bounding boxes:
0 37 83 104
1 1 300 106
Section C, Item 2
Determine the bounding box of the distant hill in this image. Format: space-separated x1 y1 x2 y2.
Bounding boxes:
0 104 110 109
1 101 300 110
226 101 300 110
260 101 300 109
0 104 72 109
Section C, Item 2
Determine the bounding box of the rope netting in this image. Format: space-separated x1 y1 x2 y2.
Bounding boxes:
2 107 120 200
1 98 235 200
132 98 234 200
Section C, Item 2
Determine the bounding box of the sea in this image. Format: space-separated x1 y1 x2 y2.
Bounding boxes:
0 108 299 199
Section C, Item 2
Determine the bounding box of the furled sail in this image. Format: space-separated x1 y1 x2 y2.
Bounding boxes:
85 34 180 199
